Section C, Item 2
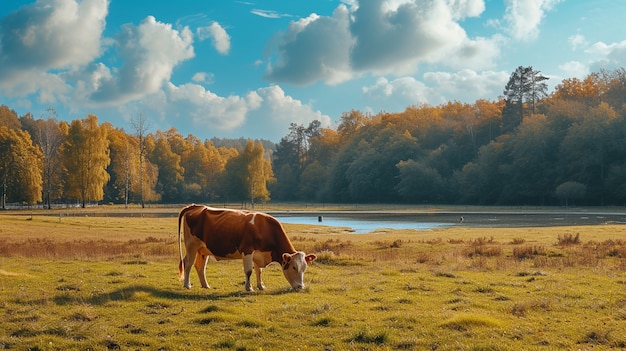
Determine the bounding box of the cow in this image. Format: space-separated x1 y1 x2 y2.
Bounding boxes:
178 204 316 292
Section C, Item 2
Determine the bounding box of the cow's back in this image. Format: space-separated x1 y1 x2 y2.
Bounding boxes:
182 206 253 258
180 205 295 261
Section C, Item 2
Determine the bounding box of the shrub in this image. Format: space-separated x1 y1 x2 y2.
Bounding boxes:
510 238 526 245
557 233 580 246
513 245 546 260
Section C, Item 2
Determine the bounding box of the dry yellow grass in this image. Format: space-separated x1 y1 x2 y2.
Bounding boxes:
1 210 626 350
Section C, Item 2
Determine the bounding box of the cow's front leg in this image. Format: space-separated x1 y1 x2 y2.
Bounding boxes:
255 265 266 290
243 253 254 291
194 253 210 288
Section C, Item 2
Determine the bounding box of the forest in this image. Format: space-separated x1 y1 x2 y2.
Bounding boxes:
1 67 626 208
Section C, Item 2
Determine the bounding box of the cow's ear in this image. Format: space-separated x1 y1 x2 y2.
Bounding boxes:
305 254 317 265
282 253 292 263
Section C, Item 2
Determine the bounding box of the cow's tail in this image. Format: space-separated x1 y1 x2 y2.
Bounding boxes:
178 207 186 280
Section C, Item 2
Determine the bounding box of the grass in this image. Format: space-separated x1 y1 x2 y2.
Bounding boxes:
1 210 626 350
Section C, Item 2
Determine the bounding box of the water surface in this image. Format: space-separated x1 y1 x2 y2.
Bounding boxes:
275 215 453 233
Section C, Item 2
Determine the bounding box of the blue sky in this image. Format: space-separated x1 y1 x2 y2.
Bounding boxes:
1 0 625 142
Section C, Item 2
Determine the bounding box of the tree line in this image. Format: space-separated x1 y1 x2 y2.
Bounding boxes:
271 67 626 206
2 67 626 208
0 111 273 208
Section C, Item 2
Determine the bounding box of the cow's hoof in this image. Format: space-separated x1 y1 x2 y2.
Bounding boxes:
184 285 192 289
257 284 266 290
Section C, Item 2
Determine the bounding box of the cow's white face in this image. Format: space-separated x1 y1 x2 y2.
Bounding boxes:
282 252 316 291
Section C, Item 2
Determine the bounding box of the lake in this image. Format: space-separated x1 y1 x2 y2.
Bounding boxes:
274 210 626 233
274 214 455 233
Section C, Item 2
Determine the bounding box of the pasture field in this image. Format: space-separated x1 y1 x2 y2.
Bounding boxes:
1 210 626 350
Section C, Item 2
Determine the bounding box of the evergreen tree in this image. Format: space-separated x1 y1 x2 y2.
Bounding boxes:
502 66 549 131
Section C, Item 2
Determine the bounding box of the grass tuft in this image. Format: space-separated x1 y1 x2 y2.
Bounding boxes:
439 314 503 331
511 298 552 317
350 328 390 345
312 317 334 326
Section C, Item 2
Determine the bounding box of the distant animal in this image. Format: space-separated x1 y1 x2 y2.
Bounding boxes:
178 204 316 291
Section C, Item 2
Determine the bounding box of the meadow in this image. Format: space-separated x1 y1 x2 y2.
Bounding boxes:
1 208 626 350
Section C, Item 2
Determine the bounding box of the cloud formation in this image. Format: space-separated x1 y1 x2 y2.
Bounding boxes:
503 0 561 41
264 7 353 85
88 16 194 105
0 0 108 98
156 83 330 141
197 22 231 55
264 0 495 86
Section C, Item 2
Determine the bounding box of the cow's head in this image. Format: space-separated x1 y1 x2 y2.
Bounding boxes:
282 252 316 291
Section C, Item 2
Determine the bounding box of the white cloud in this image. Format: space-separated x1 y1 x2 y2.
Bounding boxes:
587 40 626 71
256 85 331 125
362 77 442 109
503 0 562 41
88 16 194 106
0 0 108 97
164 82 254 130
244 86 331 140
568 34 587 51
197 22 231 55
558 61 588 79
423 70 509 101
265 0 500 86
142 83 330 141
251 9 291 19
192 72 215 84
264 6 354 85
362 70 508 111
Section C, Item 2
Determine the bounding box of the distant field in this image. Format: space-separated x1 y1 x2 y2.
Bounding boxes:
1 207 626 350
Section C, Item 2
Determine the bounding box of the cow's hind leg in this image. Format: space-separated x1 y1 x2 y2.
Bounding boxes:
182 252 195 289
243 253 254 292
182 239 205 289
194 252 210 288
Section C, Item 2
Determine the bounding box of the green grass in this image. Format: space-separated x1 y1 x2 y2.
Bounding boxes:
1 212 626 350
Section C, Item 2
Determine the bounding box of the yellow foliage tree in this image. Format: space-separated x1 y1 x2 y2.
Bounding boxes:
0 126 43 207
60 115 110 208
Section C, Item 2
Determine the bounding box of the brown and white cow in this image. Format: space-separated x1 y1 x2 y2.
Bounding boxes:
178 204 316 291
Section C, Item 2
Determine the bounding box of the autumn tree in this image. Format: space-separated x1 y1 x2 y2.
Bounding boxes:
147 130 184 203
246 140 274 206
60 115 110 207
20 109 66 208
107 127 139 206
0 105 22 130
337 110 367 140
179 136 226 202
131 113 150 208
598 68 626 109
0 126 43 208
552 73 602 106
223 140 273 207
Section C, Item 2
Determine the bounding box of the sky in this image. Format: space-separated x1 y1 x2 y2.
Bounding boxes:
0 0 625 142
